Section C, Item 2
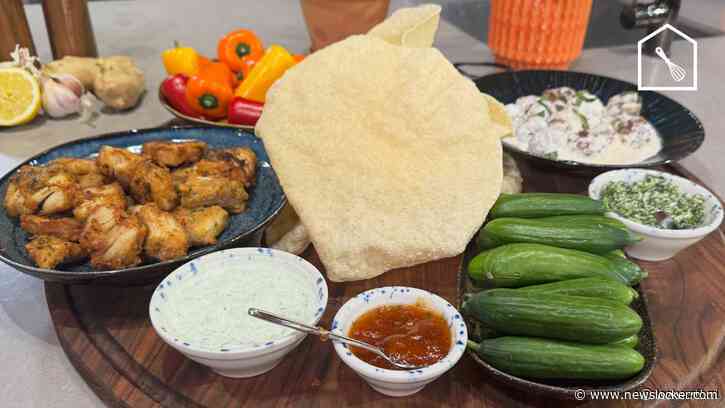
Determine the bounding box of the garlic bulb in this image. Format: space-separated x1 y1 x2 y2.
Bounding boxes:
41 74 84 118
79 92 102 126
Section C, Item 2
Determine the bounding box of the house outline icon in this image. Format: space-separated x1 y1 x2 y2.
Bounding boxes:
638 23 697 91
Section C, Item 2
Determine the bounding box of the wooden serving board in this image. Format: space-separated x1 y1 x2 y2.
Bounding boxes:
45 161 725 407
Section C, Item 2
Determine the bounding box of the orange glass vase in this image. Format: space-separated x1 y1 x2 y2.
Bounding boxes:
488 0 593 70
301 0 390 52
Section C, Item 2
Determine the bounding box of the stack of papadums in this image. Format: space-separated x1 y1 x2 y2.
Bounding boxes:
258 4 518 281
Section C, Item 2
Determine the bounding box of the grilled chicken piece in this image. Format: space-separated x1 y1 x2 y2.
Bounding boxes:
173 206 230 246
170 155 253 214
39 171 79 215
25 235 86 269
96 146 145 187
48 157 111 188
3 178 29 217
48 157 98 175
20 215 83 242
128 159 178 211
80 206 147 269
177 175 248 213
142 140 207 167
130 204 189 261
3 165 79 217
205 147 257 187
171 159 244 186
73 182 127 221
76 173 108 189
48 157 110 188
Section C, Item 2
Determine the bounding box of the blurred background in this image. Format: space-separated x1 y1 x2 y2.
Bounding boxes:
18 0 725 49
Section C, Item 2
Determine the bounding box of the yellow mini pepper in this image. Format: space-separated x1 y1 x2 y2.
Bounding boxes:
234 45 296 103
162 42 200 76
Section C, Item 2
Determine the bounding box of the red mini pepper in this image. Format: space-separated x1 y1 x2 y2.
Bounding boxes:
227 97 263 126
160 74 201 118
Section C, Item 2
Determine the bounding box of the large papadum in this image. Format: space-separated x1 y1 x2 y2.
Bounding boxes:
257 35 507 281
264 4 446 254
367 4 442 48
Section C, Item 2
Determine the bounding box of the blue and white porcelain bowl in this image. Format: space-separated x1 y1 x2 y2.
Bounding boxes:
332 286 468 397
589 169 723 261
149 248 328 378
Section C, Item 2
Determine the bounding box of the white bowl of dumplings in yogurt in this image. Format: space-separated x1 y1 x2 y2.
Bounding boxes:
503 87 661 165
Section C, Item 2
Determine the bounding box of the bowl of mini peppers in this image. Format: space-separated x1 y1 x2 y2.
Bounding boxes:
159 30 303 128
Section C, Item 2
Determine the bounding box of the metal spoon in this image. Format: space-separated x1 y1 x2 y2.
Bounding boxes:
248 308 425 370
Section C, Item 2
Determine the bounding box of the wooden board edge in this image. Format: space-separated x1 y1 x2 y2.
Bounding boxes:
44 283 154 408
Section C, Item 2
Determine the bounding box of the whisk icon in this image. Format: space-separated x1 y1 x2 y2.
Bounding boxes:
655 47 686 82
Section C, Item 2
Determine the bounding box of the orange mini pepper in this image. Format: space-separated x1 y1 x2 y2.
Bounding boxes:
218 29 264 73
185 62 235 119
198 55 213 69
234 45 296 103
292 54 305 63
232 59 255 85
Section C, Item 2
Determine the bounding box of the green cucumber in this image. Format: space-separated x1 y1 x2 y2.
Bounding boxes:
461 289 642 344
516 277 639 305
467 337 645 380
468 243 645 286
606 254 648 281
467 320 501 341
540 214 630 230
610 334 639 348
478 216 641 254
608 249 627 258
490 193 606 219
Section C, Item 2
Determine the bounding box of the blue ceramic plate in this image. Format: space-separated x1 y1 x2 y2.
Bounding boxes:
475 70 705 170
0 126 285 284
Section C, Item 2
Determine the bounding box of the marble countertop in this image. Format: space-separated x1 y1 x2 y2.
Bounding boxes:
1 1 723 406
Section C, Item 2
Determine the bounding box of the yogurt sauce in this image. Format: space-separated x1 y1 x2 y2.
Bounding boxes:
163 259 317 350
503 88 661 165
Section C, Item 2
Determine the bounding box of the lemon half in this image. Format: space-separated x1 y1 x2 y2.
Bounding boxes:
0 68 41 127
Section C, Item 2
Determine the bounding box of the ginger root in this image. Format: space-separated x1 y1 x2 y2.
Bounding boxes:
43 56 99 90
43 56 145 110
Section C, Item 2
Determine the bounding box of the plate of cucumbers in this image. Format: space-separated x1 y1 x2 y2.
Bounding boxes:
458 193 656 398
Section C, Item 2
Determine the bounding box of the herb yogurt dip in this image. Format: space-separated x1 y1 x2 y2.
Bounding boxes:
601 175 706 229
504 87 661 165
163 261 317 350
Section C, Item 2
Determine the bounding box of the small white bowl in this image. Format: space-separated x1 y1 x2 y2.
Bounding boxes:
332 286 467 397
589 169 723 261
149 248 328 378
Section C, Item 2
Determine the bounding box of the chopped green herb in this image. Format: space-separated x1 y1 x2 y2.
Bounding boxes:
601 175 706 229
576 90 597 103
575 110 590 130
536 98 552 115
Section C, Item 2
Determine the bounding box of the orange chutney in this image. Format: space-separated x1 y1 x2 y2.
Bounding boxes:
347 303 451 370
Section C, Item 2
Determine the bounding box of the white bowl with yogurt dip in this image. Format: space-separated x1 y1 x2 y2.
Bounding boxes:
589 169 723 261
149 247 328 378
331 286 467 397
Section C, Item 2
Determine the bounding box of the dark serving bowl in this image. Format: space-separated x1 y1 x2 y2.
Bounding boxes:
475 70 704 170
457 239 657 399
0 126 285 285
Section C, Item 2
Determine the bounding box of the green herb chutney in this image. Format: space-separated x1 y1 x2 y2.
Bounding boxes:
601 175 705 229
